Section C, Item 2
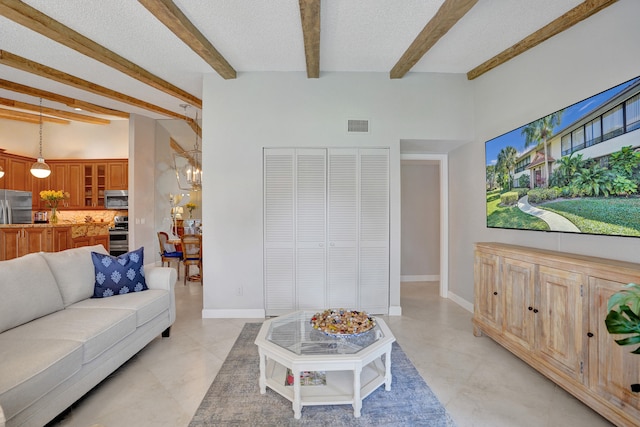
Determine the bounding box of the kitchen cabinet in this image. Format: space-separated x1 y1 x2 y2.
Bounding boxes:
67 163 83 209
31 173 50 210
0 227 49 260
0 152 28 190
83 162 107 208
0 153 126 209
72 234 109 251
50 226 72 252
107 161 128 190
473 243 640 427
47 162 83 209
6 157 32 191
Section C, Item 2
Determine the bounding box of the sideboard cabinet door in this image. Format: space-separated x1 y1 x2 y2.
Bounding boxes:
502 258 535 351
473 250 501 333
588 276 640 419
537 266 586 382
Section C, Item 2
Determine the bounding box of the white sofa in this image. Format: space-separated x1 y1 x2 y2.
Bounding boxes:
0 245 177 427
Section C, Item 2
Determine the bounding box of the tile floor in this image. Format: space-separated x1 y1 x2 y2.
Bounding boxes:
49 280 613 427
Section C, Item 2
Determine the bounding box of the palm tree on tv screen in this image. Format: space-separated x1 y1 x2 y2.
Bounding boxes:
521 111 564 187
497 146 518 190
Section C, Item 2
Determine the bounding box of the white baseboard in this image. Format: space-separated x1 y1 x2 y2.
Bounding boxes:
388 305 402 316
401 275 440 282
446 291 473 313
202 308 266 319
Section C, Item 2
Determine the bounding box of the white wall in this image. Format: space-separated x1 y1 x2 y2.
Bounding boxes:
129 114 157 264
202 72 474 317
448 0 640 303
401 161 440 279
0 118 129 159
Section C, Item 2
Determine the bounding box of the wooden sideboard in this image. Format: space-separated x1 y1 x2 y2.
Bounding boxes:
474 242 640 427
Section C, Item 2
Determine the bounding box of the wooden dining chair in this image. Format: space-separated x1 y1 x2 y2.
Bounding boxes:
157 231 182 277
180 234 202 285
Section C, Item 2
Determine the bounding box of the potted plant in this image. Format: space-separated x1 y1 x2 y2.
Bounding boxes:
605 283 640 392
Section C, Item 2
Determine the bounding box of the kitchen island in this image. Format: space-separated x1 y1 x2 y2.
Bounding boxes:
0 222 110 261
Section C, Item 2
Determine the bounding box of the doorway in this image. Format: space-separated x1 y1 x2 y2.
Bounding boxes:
400 154 449 299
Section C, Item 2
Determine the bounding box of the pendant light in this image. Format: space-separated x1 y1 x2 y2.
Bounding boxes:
30 98 51 179
173 105 202 191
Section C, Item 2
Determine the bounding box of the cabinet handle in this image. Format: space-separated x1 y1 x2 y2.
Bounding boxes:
533 309 539 313
493 291 498 295
587 332 594 338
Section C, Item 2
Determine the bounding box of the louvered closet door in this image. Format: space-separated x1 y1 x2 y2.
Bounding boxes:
359 148 389 313
327 149 358 308
295 149 327 309
264 149 296 315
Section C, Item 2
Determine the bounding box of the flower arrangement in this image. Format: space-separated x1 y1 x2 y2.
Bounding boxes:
40 190 69 224
186 202 197 218
40 190 69 208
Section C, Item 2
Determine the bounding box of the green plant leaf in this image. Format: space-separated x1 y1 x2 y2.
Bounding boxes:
615 335 640 346
606 311 636 334
620 305 640 324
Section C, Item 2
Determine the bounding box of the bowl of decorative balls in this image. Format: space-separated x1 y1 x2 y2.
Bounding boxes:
310 309 376 339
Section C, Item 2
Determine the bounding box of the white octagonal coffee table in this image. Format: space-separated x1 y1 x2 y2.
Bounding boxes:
255 310 396 419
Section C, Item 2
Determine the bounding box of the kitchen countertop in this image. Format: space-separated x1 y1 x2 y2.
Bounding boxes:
0 223 111 237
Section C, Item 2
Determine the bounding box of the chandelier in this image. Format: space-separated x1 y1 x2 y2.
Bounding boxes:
30 98 51 178
173 105 202 191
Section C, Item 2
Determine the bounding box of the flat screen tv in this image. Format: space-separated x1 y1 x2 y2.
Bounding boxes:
485 74 640 237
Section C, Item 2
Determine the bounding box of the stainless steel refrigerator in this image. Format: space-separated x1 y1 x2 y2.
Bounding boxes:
0 190 33 224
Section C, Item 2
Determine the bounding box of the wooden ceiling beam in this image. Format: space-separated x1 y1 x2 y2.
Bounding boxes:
299 0 321 79
467 0 618 80
185 117 202 138
0 0 201 108
0 107 70 124
0 50 186 119
390 0 477 79
0 97 111 125
169 137 197 168
0 79 130 118
138 0 236 80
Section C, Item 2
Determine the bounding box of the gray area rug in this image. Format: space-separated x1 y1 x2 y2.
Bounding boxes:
190 323 456 427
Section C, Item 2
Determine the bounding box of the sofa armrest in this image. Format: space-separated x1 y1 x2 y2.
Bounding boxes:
144 266 177 325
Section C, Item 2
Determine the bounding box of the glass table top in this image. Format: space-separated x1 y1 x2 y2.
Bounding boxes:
266 311 383 355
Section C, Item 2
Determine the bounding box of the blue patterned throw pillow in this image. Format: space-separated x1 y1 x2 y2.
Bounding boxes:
91 247 148 298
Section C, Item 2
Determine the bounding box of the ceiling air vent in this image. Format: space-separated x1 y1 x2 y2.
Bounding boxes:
347 119 369 134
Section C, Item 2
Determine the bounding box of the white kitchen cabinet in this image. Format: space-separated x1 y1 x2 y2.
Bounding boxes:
264 148 389 316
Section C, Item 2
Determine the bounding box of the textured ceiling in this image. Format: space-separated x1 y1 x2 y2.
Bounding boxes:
0 0 593 120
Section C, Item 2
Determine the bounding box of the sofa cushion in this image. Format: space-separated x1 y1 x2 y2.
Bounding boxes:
70 290 170 327
41 244 109 307
0 338 83 423
92 247 148 298
0 252 64 334
0 307 137 363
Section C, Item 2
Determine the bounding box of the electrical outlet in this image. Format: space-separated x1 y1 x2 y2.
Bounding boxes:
236 287 243 296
